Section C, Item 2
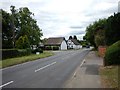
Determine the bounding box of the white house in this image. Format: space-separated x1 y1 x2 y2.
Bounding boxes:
44 37 67 50
67 39 82 49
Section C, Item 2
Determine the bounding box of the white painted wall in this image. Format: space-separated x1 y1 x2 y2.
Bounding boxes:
60 40 67 50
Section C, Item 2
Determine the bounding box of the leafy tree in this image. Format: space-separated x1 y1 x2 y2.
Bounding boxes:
15 35 30 49
105 13 120 45
84 19 107 48
2 6 43 49
17 7 43 46
94 29 105 47
2 9 13 49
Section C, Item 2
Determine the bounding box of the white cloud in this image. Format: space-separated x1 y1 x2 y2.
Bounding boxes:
1 0 119 40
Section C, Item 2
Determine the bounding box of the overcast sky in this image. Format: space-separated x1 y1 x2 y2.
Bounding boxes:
1 0 119 40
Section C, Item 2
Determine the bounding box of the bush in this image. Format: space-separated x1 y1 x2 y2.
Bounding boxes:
15 35 30 49
45 46 52 50
53 46 59 50
2 49 32 60
104 40 120 65
2 49 19 59
32 48 43 54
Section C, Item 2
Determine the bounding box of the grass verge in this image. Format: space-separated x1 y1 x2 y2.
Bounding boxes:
0 51 54 68
99 65 119 89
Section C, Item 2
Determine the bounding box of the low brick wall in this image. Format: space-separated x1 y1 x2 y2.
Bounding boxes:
98 46 106 57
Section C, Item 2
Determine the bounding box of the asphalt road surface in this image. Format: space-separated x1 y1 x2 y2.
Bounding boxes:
1 49 90 88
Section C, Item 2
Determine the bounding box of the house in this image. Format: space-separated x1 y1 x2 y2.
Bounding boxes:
44 37 67 50
67 39 82 49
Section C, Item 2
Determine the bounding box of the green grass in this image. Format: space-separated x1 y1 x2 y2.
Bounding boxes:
0 51 54 68
100 65 119 89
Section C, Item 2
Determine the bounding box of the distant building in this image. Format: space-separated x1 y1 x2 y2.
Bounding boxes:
118 1 120 12
67 39 82 49
44 37 67 50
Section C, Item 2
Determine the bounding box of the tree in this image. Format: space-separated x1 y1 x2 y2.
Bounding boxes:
2 6 43 49
84 19 107 48
2 9 13 49
69 36 72 39
73 35 77 40
10 5 17 48
105 13 120 45
15 35 30 49
18 7 43 46
94 29 105 47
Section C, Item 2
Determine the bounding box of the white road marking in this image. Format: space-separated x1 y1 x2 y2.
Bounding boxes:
80 59 86 67
72 71 77 78
0 81 14 88
35 62 56 72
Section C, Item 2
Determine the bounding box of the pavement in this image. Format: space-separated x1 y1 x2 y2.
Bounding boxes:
1 49 90 88
64 51 103 88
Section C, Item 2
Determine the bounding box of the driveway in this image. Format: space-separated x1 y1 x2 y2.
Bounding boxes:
1 49 90 88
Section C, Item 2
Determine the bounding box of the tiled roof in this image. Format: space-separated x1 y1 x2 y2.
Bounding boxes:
70 39 80 45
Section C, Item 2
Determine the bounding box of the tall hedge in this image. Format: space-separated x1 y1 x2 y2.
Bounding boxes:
104 40 120 65
2 49 31 60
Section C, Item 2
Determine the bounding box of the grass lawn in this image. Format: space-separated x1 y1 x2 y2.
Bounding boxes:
0 51 54 68
100 65 119 89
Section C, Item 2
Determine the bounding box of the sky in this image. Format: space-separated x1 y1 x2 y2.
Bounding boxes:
1 0 119 40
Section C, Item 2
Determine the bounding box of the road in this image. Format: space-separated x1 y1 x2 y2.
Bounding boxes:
1 49 90 88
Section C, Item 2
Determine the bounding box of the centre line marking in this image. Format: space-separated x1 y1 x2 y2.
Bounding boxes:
35 62 56 72
0 81 14 88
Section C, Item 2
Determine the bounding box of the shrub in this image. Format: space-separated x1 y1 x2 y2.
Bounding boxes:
32 48 43 54
15 35 30 49
104 40 120 65
53 46 59 50
2 49 32 60
45 46 52 50
2 49 19 59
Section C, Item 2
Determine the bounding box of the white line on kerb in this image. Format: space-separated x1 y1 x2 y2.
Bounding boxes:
80 59 86 67
0 81 14 88
35 62 56 72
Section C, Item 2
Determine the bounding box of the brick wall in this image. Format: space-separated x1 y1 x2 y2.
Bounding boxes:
98 46 107 57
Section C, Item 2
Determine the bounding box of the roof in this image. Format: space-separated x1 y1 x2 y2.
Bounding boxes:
69 39 80 45
44 37 66 45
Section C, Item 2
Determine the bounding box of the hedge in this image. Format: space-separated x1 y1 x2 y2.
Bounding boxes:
104 40 120 65
2 49 31 60
45 46 52 50
53 46 59 50
32 48 43 54
45 46 59 50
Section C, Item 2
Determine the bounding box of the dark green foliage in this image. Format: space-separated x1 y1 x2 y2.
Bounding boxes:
84 13 120 48
2 9 13 49
104 40 120 65
2 6 43 49
15 35 30 49
95 29 105 47
2 49 19 59
32 48 43 54
2 49 32 60
105 13 120 45
85 19 107 48
45 46 52 50
53 46 59 50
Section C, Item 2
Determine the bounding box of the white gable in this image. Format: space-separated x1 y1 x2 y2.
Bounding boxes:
60 40 67 50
